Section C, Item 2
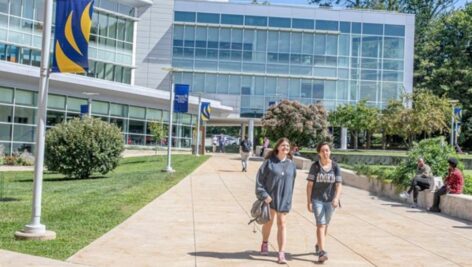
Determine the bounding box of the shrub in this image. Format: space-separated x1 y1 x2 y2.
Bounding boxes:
392 137 460 187
464 175 472 195
16 151 34 166
45 117 124 179
4 156 17 166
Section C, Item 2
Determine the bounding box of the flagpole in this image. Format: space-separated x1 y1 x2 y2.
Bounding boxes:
15 0 56 240
195 94 202 157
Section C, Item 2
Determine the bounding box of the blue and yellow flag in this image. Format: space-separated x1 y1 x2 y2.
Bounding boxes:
52 0 94 73
201 102 211 121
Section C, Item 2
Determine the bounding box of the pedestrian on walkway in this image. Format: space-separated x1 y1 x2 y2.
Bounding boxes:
306 142 342 263
240 136 252 172
260 136 269 157
255 137 297 264
399 158 433 208
429 157 464 212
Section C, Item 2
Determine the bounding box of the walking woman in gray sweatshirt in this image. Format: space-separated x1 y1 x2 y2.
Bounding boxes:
255 137 297 264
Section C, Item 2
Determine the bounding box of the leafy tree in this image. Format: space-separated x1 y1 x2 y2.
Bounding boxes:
262 100 330 148
45 117 124 179
381 90 451 147
416 4 472 148
148 121 166 154
329 100 379 149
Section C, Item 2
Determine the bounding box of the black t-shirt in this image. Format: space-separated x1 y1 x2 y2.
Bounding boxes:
307 161 342 202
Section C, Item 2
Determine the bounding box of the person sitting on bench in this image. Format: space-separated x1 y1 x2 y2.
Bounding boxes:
400 158 433 208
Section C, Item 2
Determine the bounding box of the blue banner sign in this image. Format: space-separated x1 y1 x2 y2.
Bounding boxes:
174 84 189 113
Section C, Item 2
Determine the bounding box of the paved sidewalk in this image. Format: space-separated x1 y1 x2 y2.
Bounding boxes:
2 154 472 266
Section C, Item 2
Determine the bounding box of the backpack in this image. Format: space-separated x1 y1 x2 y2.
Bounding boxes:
241 140 251 152
248 199 271 225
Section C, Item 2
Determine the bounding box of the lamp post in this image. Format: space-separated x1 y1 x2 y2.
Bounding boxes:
195 93 202 156
161 67 177 172
449 100 459 146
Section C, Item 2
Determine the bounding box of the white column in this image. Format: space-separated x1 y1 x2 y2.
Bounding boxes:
248 119 254 154
341 127 348 150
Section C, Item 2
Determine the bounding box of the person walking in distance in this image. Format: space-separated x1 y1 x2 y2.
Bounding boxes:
240 136 252 172
306 142 342 263
261 136 269 157
255 138 297 264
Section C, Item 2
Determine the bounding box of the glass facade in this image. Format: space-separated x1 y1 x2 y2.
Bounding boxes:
172 11 406 116
0 86 197 156
0 0 134 84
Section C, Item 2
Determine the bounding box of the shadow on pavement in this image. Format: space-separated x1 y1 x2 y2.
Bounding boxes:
189 251 275 263
218 170 243 173
190 251 317 264
453 226 472 229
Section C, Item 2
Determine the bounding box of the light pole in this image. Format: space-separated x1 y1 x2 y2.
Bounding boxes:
195 93 202 156
449 100 459 146
161 67 180 173
15 0 55 240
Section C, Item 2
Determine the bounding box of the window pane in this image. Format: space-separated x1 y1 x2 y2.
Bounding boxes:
362 36 382 58
383 37 404 59
175 11 196 22
47 110 65 126
128 120 145 134
147 108 162 121
0 125 11 141
92 101 109 115
292 18 314 30
385 24 404 36
352 22 361 34
14 107 36 124
197 12 219 23
0 105 12 122
0 87 13 103
269 17 290 28
129 106 145 119
363 23 383 35
0 0 8 13
13 125 35 142
47 94 65 110
221 14 243 25
340 22 350 33
67 97 87 112
15 90 37 106
316 20 338 31
245 16 267 26
360 81 377 102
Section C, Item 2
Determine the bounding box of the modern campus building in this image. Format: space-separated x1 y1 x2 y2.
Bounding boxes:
0 0 414 155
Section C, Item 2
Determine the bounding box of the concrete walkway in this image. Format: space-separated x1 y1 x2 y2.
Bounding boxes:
2 153 472 266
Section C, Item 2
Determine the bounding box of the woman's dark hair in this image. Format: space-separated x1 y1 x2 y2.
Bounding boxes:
316 141 331 153
265 137 293 160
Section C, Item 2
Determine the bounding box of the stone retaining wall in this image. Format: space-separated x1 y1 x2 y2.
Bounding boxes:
341 168 472 221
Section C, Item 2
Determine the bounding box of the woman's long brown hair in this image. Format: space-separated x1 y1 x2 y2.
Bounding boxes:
265 137 293 160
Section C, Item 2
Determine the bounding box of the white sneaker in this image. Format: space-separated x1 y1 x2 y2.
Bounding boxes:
399 191 410 200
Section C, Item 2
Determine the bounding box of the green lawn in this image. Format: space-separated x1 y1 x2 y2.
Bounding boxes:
0 155 208 260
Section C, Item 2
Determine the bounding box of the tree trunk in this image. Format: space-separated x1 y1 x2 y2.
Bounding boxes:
354 131 359 150
367 130 372 149
382 131 387 150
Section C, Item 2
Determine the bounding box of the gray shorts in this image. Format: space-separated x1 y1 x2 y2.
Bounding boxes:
240 152 250 161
